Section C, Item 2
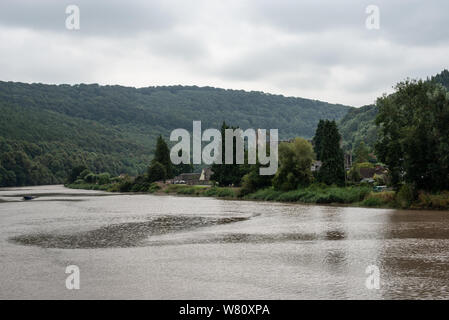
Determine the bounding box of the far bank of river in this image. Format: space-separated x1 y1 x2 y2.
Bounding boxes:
66 182 449 211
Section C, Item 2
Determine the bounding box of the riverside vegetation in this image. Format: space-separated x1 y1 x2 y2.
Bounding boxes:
66 79 449 211
66 176 449 210
3 70 449 189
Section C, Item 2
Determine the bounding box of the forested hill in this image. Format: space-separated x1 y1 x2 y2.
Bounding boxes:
338 69 449 152
338 104 378 151
0 81 351 186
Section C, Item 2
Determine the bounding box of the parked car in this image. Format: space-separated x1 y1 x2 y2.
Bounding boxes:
373 185 388 192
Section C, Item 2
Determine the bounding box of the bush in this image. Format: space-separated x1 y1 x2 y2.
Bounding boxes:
347 167 361 182
415 191 449 210
67 165 87 184
148 183 160 193
118 179 134 192
361 191 396 208
98 172 111 185
84 172 97 184
78 169 91 180
373 173 387 186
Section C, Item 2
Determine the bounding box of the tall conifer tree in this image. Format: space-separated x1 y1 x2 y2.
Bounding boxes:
315 120 345 186
153 135 173 178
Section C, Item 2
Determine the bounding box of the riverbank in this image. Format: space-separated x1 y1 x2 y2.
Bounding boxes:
65 182 449 210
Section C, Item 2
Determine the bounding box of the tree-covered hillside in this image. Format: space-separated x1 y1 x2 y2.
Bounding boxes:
0 81 351 186
338 69 449 152
431 69 449 88
338 104 378 151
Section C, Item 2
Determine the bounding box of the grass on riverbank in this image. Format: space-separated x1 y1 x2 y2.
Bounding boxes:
414 191 449 210
139 183 380 206
245 185 372 204
164 184 237 198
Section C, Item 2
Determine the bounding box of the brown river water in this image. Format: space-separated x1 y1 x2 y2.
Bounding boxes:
1 185 449 299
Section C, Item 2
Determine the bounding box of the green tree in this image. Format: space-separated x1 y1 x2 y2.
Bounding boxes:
98 172 111 185
210 122 248 186
347 166 361 183
147 161 167 183
376 79 449 191
78 169 92 181
273 138 314 191
354 141 370 163
0 166 16 187
67 165 87 184
312 120 325 160
240 151 274 195
84 172 97 184
317 120 345 186
154 135 173 178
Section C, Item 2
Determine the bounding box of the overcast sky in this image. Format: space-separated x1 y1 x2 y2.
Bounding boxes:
0 0 448 106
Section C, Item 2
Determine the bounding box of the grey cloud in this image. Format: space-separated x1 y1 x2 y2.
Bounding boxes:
248 0 449 47
213 30 402 81
0 0 178 35
141 32 208 61
0 0 448 106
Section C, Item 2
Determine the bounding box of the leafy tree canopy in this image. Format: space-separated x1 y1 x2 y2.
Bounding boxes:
375 79 449 191
273 138 314 191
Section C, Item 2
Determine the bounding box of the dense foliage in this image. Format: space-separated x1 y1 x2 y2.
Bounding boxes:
431 69 449 88
151 135 173 179
338 69 449 153
246 184 371 204
353 141 371 163
210 122 251 187
375 79 449 191
312 120 325 160
147 161 167 183
338 104 378 151
273 138 314 191
314 120 345 186
0 81 350 187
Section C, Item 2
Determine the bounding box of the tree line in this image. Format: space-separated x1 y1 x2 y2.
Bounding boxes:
208 120 346 194
0 80 350 187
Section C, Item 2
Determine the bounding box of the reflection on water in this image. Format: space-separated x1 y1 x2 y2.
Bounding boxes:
1 185 449 300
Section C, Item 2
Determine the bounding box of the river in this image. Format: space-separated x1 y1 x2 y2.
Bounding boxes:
1 185 449 299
